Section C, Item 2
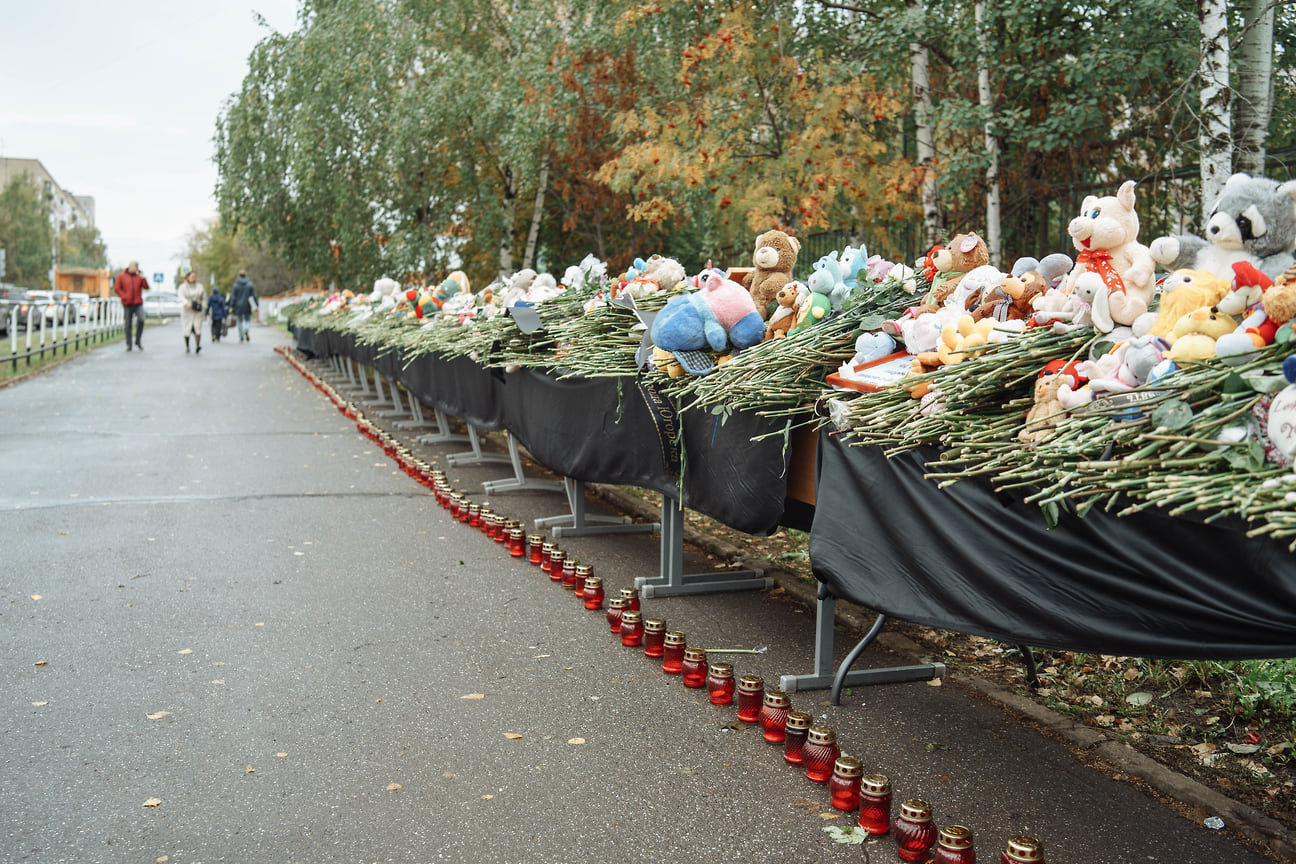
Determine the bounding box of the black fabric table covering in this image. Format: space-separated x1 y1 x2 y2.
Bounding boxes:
498 370 791 535
292 326 318 357
810 432 1296 660
398 353 507 431
289 327 792 534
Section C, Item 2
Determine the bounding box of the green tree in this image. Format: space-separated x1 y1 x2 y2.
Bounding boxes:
182 219 298 296
59 225 108 269
0 175 52 288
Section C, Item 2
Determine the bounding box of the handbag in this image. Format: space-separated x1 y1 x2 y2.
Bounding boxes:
190 300 203 311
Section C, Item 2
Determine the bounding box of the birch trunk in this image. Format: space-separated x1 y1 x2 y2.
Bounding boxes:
1234 0 1275 175
522 152 550 271
1198 0 1231 221
498 164 516 280
975 0 1001 267
908 0 940 250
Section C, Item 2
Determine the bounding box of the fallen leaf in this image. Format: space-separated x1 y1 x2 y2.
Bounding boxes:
481 794 494 800
211 680 225 685
460 693 485 700
567 737 586 745
178 649 193 656
386 783 402 791
1122 668 1139 682
1240 759 1271 776
145 711 171 720
34 661 47 667
503 733 524 740
926 678 943 687
276 753 288 758
1125 692 1153 706
443 772 454 778
1226 743 1262 755
1086 695 1104 707
1094 714 1116 727
31 701 48 707
819 812 841 820
30 594 41 601
255 622 265 627
245 766 255 774
142 798 161 808
157 857 169 863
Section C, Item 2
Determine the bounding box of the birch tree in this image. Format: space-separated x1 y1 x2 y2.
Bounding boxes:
909 0 940 250
974 0 1000 266
1234 0 1276 176
1198 0 1232 218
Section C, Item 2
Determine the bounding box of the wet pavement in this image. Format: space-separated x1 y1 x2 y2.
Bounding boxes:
0 317 1277 863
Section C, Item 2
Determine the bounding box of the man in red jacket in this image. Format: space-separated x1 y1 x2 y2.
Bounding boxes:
113 261 149 350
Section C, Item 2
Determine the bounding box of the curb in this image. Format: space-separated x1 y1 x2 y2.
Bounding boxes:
589 481 1294 862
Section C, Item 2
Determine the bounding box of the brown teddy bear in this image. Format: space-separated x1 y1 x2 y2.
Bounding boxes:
915 233 990 315
764 282 800 340
971 271 1046 323
742 229 800 320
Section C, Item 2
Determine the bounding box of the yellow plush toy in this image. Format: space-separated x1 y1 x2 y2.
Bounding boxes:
1165 306 1240 361
1145 270 1232 339
936 315 997 366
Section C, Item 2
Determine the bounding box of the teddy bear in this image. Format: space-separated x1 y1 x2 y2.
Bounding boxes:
621 254 685 298
913 234 991 315
764 281 802 340
1019 362 1085 443
1062 180 1157 329
935 315 997 366
1150 173 1296 281
741 230 800 319
651 268 766 375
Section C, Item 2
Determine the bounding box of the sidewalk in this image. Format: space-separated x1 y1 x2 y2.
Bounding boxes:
0 319 1279 863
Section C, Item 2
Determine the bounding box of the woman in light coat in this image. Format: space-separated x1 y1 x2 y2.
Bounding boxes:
177 271 207 354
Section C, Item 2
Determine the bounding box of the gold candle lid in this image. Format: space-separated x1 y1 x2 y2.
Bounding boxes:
861 773 891 795
1003 836 1044 862
762 689 790 707
620 609 642 624
784 711 812 731
898 799 932 822
664 630 686 646
833 755 863 777
643 617 666 632
575 564 593 576
737 674 763 691
938 825 973 851
707 662 733 678
682 647 707 662
807 725 836 745
608 596 628 609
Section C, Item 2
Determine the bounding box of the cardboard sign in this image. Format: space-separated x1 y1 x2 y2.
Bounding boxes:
825 351 913 393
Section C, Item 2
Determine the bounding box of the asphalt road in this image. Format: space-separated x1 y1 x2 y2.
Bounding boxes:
0 317 1275 863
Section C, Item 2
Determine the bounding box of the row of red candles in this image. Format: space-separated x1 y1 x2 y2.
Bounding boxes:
278 348 1049 864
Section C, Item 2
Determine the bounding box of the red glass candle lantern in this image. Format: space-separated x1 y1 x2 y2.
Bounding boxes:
662 631 686 673
829 756 863 811
458 497 474 524
467 504 482 528
681 648 708 688
449 494 463 519
894 799 937 863
857 774 892 836
620 609 644 647
802 726 840 784
933 825 976 864
560 558 579 589
759 690 791 743
736 674 764 723
478 507 493 534
548 550 566 582
706 662 735 705
617 587 640 612
574 564 592 599
528 534 546 566
606 596 628 633
540 542 557 573
783 711 811 765
507 528 526 557
1000 836 1044 864
643 618 666 658
582 576 604 610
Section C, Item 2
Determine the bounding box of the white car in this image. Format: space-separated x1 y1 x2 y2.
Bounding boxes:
143 291 183 318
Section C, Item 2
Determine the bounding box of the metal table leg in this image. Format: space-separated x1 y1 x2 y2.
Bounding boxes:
634 495 772 598
778 588 944 700
535 477 660 537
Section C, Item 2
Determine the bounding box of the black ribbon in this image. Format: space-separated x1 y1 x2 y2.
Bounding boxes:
636 372 681 476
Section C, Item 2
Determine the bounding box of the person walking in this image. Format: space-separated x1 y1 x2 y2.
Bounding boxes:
112 261 149 351
177 271 206 354
230 270 258 343
207 285 228 343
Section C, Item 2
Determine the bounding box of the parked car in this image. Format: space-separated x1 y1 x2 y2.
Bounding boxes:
68 292 92 321
26 290 57 326
0 284 33 336
143 291 183 318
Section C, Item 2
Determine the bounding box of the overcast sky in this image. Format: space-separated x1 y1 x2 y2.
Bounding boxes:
1 0 301 282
